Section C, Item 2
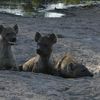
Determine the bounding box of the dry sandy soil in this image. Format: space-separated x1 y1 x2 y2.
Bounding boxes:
0 4 100 100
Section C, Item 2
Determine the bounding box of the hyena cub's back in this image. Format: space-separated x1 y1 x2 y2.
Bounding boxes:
0 24 18 70
55 53 93 78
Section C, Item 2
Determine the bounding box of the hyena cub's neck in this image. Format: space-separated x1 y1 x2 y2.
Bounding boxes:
39 54 54 74
41 56 50 66
0 37 12 58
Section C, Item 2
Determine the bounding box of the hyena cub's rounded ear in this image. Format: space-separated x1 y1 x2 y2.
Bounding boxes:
0 25 4 34
49 33 57 44
13 24 18 34
35 32 41 42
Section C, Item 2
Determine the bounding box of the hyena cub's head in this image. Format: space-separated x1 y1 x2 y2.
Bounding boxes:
35 32 57 57
66 63 93 78
0 24 18 45
59 54 93 78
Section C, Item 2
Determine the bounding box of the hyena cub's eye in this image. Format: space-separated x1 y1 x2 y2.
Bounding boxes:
6 33 11 36
6 32 15 36
38 42 47 47
81 69 86 72
43 44 48 47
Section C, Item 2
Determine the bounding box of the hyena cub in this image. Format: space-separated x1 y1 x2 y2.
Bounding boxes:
55 53 93 78
19 32 57 74
0 24 18 70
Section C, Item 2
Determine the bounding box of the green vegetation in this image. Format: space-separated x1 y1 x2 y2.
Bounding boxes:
0 0 99 4
32 0 42 7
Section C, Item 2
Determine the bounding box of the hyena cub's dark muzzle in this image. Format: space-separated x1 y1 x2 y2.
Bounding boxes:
10 38 16 42
9 38 17 45
36 48 52 57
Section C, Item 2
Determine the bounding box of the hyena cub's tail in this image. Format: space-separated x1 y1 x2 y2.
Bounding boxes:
18 64 23 71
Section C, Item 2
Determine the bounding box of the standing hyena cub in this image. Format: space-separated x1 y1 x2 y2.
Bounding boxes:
0 24 18 70
19 32 57 74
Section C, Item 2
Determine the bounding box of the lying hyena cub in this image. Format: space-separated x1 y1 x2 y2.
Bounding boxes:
55 53 93 78
0 24 18 70
19 32 57 74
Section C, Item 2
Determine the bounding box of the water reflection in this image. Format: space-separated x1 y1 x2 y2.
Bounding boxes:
45 12 65 18
0 8 23 16
0 3 23 16
46 3 66 10
0 2 67 18
0 0 99 18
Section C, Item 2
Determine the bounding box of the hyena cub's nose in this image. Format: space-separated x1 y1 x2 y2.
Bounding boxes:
11 38 16 42
36 49 42 54
90 73 94 77
86 71 94 77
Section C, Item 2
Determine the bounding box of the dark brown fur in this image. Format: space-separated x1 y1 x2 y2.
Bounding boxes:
19 32 57 74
